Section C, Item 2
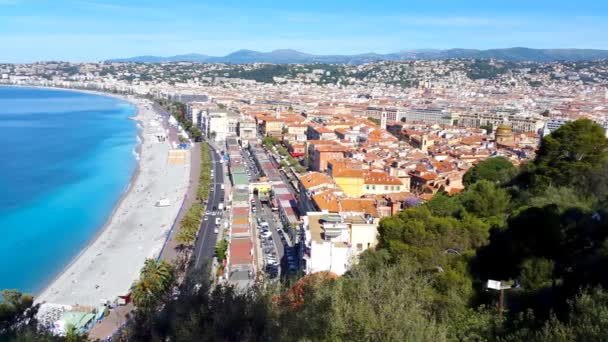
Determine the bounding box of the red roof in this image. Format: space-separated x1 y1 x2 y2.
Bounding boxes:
229 239 253 266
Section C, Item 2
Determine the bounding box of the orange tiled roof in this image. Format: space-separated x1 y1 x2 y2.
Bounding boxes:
364 171 403 185
299 172 336 190
332 168 366 178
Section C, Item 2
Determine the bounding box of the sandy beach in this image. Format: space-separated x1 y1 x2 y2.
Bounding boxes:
36 97 190 307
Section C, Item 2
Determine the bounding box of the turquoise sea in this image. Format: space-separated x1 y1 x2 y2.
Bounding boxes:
0 86 137 294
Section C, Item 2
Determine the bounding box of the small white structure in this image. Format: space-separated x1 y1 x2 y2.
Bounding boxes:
156 198 171 207
487 280 502 290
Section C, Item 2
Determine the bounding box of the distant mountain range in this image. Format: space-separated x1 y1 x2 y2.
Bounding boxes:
107 48 608 64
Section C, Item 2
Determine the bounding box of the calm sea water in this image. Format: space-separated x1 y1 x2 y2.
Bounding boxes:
0 86 137 294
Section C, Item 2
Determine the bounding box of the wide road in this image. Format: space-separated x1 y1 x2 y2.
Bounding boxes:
193 143 225 270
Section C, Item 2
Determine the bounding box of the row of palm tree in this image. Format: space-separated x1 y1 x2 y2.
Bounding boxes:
176 203 204 245
197 143 212 201
176 143 212 246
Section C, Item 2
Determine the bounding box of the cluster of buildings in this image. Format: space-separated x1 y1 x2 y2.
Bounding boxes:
4 58 608 276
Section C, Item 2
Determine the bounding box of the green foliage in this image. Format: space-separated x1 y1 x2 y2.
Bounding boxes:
178 143 213 246
527 186 594 212
215 239 228 262
0 289 90 341
131 259 175 310
285 261 448 341
276 145 288 156
367 116 380 125
466 60 513 80
426 192 464 217
119 258 457 341
262 136 279 149
522 119 608 195
520 257 555 291
116 271 276 342
463 157 516 187
0 290 34 333
459 180 510 220
501 288 608 341
190 127 202 142
176 203 203 245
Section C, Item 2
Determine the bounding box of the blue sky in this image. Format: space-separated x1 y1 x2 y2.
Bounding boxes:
1 0 607 62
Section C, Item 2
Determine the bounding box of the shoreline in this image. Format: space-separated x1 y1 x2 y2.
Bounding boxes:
34 86 191 307
33 90 145 299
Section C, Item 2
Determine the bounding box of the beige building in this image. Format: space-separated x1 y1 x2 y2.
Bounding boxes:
238 119 257 140
458 111 544 133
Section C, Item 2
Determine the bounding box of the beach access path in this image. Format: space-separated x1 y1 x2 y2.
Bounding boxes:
36 98 190 307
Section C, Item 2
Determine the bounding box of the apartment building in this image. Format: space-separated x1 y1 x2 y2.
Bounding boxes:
365 106 402 122
458 111 544 133
202 110 240 142
303 212 379 275
238 119 257 140
402 107 458 125
332 169 405 198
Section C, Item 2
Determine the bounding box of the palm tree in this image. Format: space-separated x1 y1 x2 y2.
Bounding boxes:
131 259 175 309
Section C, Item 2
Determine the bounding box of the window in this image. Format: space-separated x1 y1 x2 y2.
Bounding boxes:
384 186 388 190
366 185 370 190
356 243 363 251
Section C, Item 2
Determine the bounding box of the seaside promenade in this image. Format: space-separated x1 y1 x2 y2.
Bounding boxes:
36 98 190 309
87 105 207 340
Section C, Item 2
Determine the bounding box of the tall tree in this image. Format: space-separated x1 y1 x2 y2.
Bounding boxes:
463 156 516 187
459 180 510 220
525 119 608 194
131 259 175 310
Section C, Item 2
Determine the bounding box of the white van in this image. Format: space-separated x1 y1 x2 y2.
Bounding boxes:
215 218 221 225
